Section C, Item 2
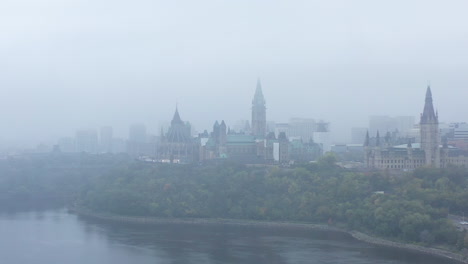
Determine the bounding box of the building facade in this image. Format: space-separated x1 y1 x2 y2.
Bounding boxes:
157 107 198 163
365 86 468 169
153 80 324 164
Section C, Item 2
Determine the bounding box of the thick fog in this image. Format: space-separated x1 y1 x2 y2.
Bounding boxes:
1 0 468 147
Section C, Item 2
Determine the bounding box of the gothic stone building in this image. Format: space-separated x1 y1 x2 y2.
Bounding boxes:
199 80 291 164
365 86 468 169
157 107 198 163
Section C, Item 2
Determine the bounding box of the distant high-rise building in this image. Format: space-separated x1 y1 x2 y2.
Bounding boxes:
369 115 415 136
266 121 276 135
351 127 368 144
232 120 250 134
129 123 147 143
369 116 397 135
453 123 468 141
442 123 468 151
395 116 416 137
251 79 266 138
313 121 331 152
288 118 316 141
58 137 75 153
75 130 98 153
111 138 126 154
274 123 289 138
127 123 147 157
100 126 113 153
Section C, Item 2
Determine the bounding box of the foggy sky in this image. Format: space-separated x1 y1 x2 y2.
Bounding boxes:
1 0 468 147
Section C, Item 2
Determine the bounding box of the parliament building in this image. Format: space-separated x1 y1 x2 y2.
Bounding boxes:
365 86 468 169
156 80 321 164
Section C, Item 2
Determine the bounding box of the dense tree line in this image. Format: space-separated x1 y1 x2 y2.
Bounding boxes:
1 153 468 250
0 153 129 207
77 155 468 250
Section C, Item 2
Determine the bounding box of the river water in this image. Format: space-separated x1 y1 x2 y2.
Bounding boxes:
0 209 460 264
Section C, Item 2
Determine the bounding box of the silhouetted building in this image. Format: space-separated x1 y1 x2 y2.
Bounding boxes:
58 137 75 153
274 123 289 138
100 126 113 153
369 115 415 137
112 138 126 154
351 127 368 144
289 138 322 162
365 86 468 169
75 129 98 153
200 121 261 163
288 118 315 141
313 121 331 152
127 123 148 157
157 107 197 163
159 80 326 164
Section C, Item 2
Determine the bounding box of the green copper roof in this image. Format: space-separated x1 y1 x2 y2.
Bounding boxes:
227 134 256 143
290 140 304 149
204 138 216 147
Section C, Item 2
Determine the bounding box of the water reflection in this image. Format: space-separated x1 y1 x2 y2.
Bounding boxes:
0 209 462 264
77 215 459 264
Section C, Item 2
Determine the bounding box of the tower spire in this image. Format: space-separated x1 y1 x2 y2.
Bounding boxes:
364 131 369 146
251 79 266 138
376 130 380 146
253 78 265 105
420 85 441 167
160 127 165 139
421 85 437 123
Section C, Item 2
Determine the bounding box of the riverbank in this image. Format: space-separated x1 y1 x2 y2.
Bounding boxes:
349 231 467 264
71 207 468 264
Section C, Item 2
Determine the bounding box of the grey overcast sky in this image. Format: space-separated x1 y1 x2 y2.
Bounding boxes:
1 0 468 147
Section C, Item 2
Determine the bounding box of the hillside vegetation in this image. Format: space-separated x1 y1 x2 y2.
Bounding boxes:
1 153 468 250
79 156 468 249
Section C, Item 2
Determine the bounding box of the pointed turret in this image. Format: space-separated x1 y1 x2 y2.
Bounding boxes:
421 86 438 123
278 131 288 141
160 127 165 140
171 106 183 125
407 138 413 161
364 131 369 147
376 131 380 147
219 120 227 145
266 132 276 140
385 131 391 144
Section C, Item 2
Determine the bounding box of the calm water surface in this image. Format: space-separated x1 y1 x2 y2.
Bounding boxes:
0 209 459 264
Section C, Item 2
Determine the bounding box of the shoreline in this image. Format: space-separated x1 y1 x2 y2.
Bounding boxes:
71 207 467 264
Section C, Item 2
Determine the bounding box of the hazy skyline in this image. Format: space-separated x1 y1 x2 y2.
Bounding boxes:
1 0 468 147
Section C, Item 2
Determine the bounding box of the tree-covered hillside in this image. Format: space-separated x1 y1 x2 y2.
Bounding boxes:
78 156 468 249
1 153 468 250
0 153 130 207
